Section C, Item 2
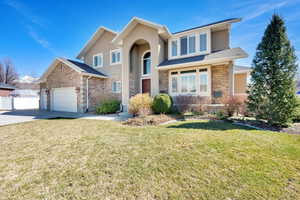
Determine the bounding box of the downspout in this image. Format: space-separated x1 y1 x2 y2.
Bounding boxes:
86 76 92 112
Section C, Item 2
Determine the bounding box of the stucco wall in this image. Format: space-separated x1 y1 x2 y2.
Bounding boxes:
211 29 229 52
121 23 160 108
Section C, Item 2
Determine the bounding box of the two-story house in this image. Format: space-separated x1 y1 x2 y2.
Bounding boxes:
39 17 249 113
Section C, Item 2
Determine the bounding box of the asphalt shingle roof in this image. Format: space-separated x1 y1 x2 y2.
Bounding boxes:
158 48 248 68
172 18 240 34
67 59 107 77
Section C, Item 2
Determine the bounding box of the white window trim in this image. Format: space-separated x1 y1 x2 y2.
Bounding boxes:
93 53 103 68
168 29 211 60
110 49 122 65
199 71 209 96
180 73 197 95
112 81 121 93
141 50 151 77
169 66 211 97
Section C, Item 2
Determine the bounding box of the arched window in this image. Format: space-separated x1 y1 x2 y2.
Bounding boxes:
142 51 151 75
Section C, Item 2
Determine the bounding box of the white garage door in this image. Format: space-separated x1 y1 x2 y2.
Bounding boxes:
52 87 77 112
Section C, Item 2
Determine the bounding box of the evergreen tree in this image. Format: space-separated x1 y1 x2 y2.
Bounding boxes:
247 14 298 126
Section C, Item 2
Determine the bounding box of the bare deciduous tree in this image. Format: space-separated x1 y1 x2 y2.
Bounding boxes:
0 58 19 86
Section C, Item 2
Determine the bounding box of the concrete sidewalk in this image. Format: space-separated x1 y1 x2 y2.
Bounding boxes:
0 110 131 126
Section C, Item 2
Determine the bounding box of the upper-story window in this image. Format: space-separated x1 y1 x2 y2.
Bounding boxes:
142 51 151 75
200 33 207 52
110 49 121 65
93 53 103 67
171 40 178 57
188 35 196 54
180 36 188 55
169 29 210 59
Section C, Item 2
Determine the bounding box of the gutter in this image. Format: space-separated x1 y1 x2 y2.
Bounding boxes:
86 76 92 112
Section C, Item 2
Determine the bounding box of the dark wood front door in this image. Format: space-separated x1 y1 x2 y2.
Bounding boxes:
142 79 151 94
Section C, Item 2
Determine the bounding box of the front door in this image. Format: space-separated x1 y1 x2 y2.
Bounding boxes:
142 79 151 94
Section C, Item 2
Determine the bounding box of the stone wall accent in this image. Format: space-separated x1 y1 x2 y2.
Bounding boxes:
82 76 122 112
211 64 230 103
39 62 82 112
234 73 248 94
159 70 169 93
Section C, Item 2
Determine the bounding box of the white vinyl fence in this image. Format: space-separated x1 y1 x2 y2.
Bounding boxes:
0 97 13 110
0 96 39 110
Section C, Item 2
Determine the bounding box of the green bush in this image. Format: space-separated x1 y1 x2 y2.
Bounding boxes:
96 99 120 114
152 94 172 114
215 110 228 120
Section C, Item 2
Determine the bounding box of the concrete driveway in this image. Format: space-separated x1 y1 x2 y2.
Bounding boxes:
0 110 130 126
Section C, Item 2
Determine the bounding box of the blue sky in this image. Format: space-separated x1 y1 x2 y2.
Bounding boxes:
1 0 300 78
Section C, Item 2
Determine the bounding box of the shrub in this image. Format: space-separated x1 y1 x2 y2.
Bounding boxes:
215 110 228 120
152 94 172 114
96 99 120 114
129 93 153 116
222 96 245 117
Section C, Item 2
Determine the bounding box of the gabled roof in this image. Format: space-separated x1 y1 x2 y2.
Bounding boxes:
39 57 107 82
0 82 15 90
173 18 241 34
112 17 171 45
76 26 117 59
158 48 248 69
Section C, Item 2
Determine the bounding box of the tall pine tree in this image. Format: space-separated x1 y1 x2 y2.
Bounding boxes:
247 14 298 126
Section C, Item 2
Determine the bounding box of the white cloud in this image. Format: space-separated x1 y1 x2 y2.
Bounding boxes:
4 0 57 54
18 75 39 83
26 26 57 54
243 1 289 22
3 0 47 27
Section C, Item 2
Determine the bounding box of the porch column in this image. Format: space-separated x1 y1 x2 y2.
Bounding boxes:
150 38 160 96
122 46 130 111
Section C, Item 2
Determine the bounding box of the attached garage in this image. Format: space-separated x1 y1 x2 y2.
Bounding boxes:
39 58 107 113
52 87 77 112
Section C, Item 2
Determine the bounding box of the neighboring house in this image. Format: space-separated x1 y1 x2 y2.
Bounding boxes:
39 17 249 113
0 83 15 97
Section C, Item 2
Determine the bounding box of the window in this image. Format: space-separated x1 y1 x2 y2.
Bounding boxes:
199 72 208 93
200 33 207 52
111 49 121 65
188 35 196 54
180 36 188 55
171 40 178 57
181 74 196 93
112 81 121 93
171 76 178 93
93 53 103 67
142 51 151 75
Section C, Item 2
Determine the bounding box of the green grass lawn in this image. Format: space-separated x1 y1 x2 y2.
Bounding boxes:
0 119 300 199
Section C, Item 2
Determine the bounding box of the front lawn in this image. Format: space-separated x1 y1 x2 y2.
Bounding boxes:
0 119 300 199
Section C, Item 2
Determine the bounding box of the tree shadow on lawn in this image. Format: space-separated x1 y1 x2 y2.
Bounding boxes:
166 120 254 131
